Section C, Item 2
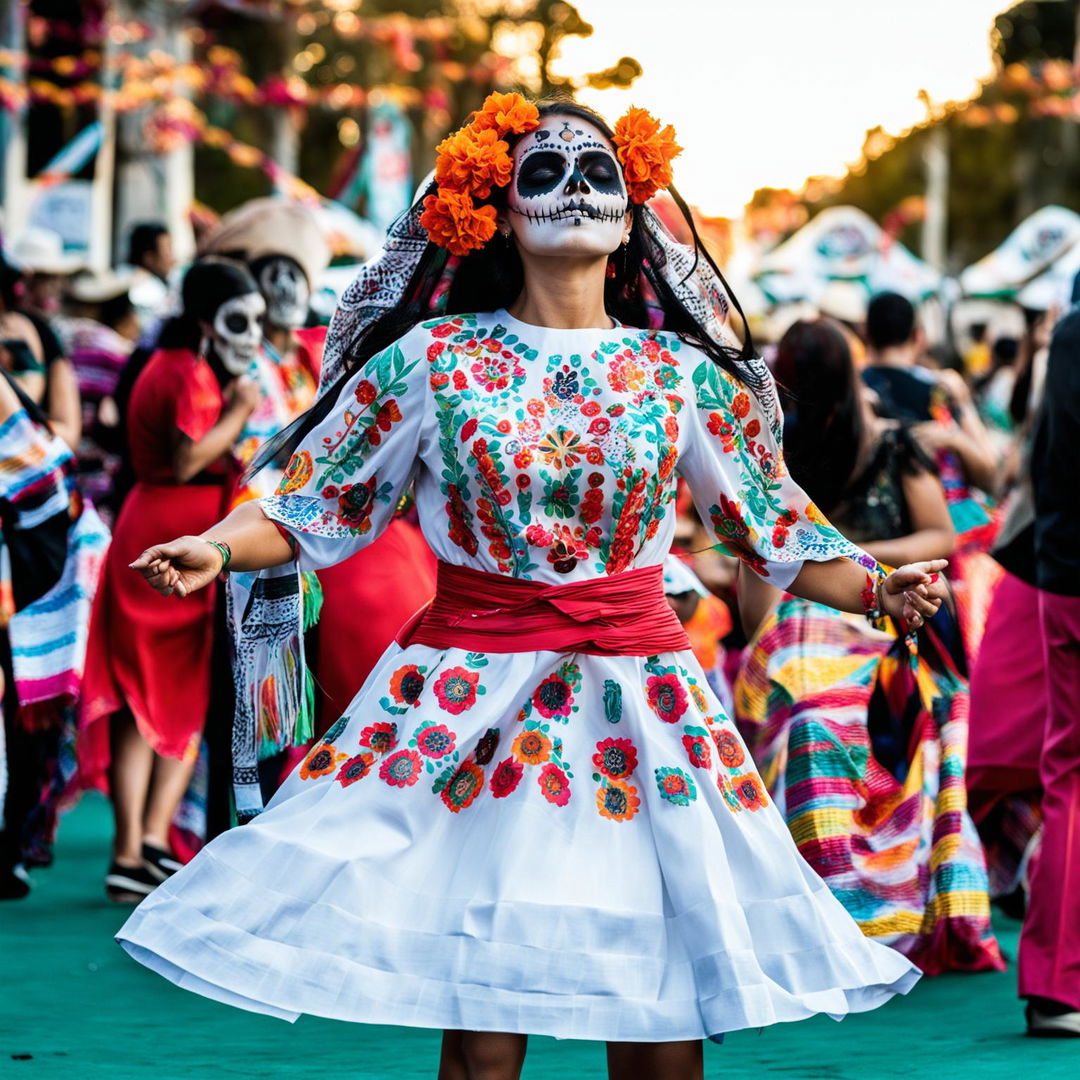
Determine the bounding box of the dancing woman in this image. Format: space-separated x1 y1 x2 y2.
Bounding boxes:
117 96 947 1079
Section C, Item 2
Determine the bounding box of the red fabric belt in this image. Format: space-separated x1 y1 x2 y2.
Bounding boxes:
395 561 690 656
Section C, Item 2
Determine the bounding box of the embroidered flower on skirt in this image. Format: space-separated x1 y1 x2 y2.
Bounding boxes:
336 753 375 787
380 748 423 787
655 766 696 806
596 779 640 822
490 756 524 798
538 763 571 806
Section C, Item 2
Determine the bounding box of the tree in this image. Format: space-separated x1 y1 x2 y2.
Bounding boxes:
751 0 1080 270
187 0 641 213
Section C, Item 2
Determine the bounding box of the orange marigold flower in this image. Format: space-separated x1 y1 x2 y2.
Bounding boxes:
420 188 498 257
434 126 513 200
472 91 540 136
612 106 683 204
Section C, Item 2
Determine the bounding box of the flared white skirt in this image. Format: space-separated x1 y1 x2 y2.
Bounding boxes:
118 645 920 1041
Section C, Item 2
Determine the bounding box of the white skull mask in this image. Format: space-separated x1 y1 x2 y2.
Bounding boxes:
506 115 629 257
211 292 265 375
258 256 310 329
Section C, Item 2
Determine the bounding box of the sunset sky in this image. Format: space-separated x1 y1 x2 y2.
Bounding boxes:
556 0 1010 215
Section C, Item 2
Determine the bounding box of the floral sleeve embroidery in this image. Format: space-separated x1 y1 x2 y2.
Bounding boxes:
679 357 873 586
259 332 427 570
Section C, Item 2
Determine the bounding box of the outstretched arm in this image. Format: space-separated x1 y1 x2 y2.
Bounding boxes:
130 501 294 598
791 555 949 629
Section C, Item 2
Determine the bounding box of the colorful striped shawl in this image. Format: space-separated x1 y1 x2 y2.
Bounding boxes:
735 596 1003 975
0 406 110 707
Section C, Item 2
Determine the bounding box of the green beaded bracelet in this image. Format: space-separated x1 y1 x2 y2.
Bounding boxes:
204 539 231 573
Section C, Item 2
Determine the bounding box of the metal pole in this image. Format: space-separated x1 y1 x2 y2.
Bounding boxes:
919 90 949 272
0 0 27 232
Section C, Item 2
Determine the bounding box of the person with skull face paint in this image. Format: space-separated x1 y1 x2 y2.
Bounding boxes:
80 258 264 903
252 252 324 416
250 244 437 731
198 201 331 495
118 96 949 1076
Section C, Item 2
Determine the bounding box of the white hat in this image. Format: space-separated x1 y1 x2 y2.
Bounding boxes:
8 227 85 275
200 199 331 287
67 267 135 304
663 555 710 598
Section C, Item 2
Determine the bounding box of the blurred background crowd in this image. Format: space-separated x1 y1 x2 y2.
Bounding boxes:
1 0 1079 1028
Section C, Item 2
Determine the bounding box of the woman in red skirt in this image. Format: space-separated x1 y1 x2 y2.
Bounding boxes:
80 259 263 902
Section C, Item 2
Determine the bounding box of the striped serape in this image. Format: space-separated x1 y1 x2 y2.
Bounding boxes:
735 596 1003 975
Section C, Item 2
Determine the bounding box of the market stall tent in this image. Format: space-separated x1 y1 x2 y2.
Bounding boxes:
1016 235 1080 311
959 205 1080 300
754 205 941 306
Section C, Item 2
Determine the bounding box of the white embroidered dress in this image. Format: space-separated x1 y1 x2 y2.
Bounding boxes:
118 311 919 1041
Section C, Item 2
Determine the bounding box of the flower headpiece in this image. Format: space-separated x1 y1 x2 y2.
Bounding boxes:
612 107 683 205
420 92 682 256
420 92 540 257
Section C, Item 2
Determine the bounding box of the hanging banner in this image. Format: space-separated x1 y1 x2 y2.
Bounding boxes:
26 179 93 254
37 120 104 182
358 101 411 234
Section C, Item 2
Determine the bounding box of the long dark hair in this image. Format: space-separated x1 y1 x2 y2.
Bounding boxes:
773 319 864 515
250 98 757 478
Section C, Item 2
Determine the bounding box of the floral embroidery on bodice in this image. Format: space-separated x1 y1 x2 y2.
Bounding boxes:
263 310 869 588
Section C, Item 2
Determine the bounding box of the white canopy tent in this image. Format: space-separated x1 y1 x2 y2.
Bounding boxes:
959 205 1080 301
1016 237 1080 311
754 205 942 308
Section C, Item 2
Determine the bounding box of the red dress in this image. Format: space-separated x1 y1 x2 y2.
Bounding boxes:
79 349 230 789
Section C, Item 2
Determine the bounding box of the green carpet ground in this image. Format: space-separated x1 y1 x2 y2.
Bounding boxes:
1 792 1076 1079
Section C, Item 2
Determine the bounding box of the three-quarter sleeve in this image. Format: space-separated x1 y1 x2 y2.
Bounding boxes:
677 352 874 591
259 326 429 572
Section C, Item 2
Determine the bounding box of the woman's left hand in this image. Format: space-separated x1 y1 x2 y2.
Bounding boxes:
881 559 949 630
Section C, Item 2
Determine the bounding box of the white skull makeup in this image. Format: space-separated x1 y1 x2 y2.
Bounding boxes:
211 292 266 375
257 256 310 329
506 115 629 257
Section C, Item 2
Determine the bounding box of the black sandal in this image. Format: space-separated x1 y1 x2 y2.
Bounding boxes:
141 843 182 883
105 861 158 904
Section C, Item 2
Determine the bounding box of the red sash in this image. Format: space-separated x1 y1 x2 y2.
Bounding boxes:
395 561 690 656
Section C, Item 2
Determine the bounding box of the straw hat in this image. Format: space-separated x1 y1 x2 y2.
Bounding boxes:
67 268 135 304
200 199 331 287
8 227 85 274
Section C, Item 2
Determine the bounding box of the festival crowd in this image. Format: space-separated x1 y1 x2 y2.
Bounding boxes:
0 97 1077 1054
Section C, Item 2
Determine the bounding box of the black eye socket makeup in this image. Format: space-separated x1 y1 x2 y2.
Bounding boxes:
580 152 622 194
517 151 567 197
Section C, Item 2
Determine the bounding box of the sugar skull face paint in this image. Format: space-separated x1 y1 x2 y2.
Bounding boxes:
210 291 265 375
506 115 629 257
258 256 309 329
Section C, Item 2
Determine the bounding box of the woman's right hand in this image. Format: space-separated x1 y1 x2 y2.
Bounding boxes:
130 536 225 598
226 375 261 415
